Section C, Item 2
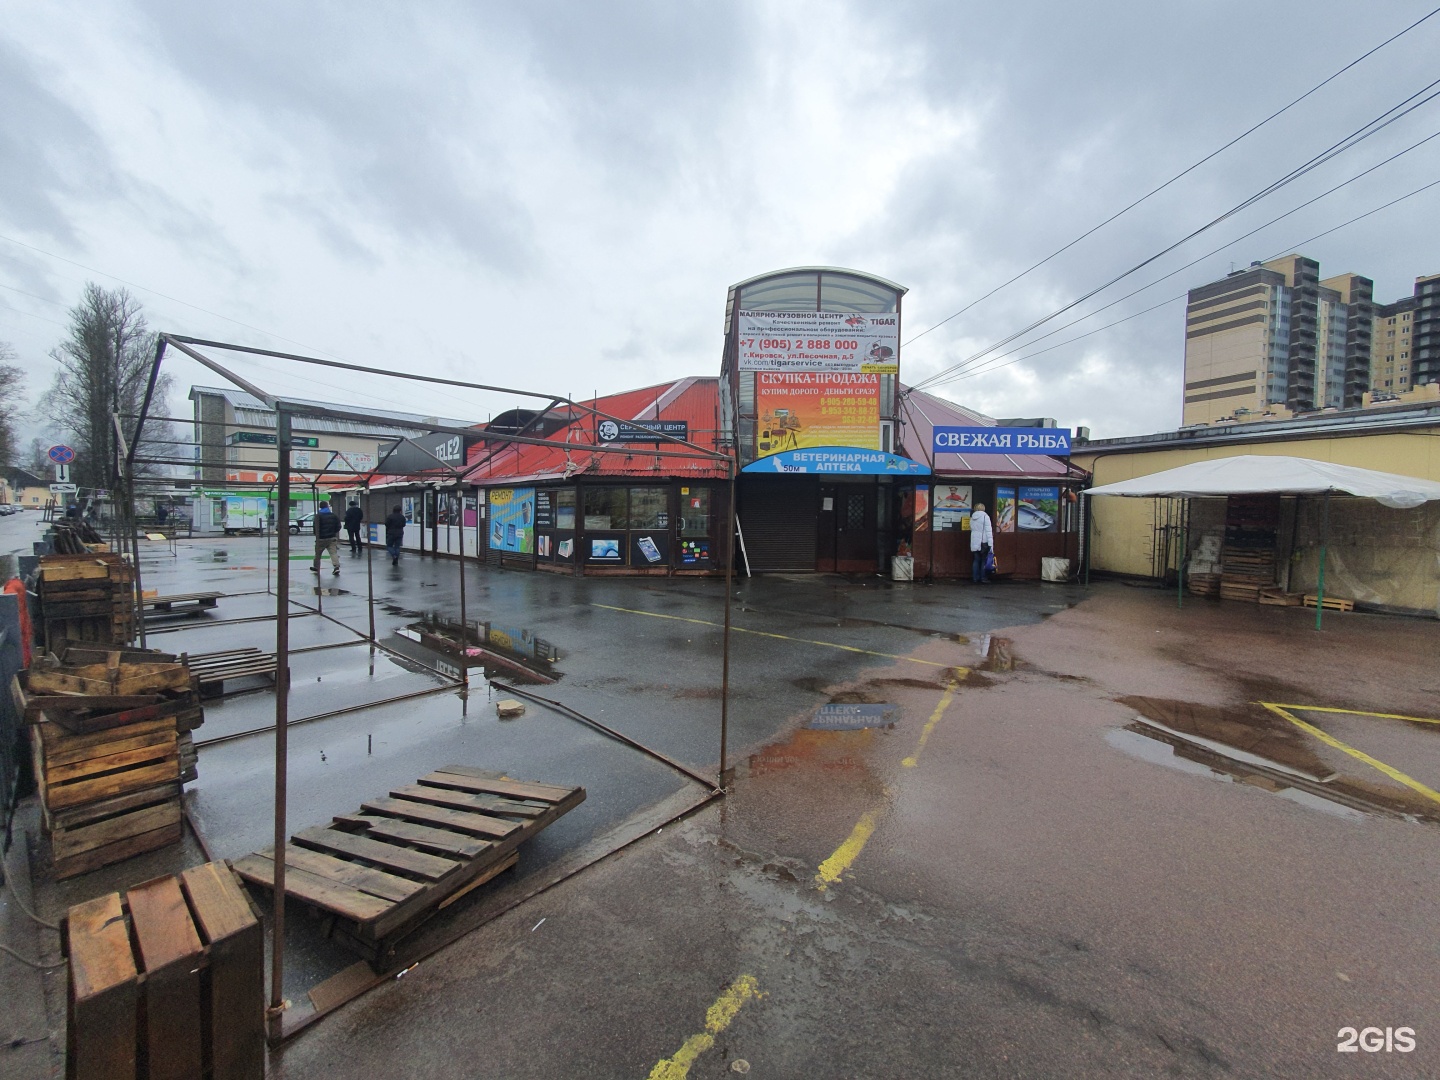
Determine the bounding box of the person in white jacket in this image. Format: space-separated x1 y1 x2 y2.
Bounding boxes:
970 502 994 583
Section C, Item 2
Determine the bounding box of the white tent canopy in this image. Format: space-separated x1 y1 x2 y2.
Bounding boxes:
1086 455 1440 509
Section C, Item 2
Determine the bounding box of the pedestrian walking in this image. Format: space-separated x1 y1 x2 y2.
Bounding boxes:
312 503 342 575
970 502 994 584
385 505 406 566
344 499 364 555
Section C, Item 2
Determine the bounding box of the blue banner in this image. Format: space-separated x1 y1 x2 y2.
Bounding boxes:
933 426 1071 455
743 447 930 475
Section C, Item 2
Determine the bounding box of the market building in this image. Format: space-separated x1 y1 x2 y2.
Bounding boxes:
720 266 1082 578
1071 399 1440 615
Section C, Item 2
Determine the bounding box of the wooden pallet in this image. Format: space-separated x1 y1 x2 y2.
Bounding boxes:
233 765 585 969
1304 594 1355 612
1258 587 1304 607
144 591 223 613
65 862 263 1080
183 648 278 698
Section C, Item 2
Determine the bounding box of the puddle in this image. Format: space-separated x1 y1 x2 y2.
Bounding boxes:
211 550 229 560
380 603 423 618
1107 726 1366 822
973 635 1015 672
1110 702 1440 824
1117 696 1333 781
394 613 561 685
808 703 897 730
312 587 352 596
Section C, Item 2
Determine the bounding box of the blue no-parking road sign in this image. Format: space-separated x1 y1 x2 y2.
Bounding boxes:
48 444 76 465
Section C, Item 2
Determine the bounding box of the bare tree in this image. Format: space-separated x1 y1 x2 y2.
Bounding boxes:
42 283 176 488
25 437 50 477
0 343 23 467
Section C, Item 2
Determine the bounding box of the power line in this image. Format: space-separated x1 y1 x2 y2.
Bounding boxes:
917 129 1440 388
921 177 1440 390
909 76 1440 392
901 5 1440 348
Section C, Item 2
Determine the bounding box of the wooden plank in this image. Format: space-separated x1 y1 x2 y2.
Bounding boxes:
53 822 182 880
437 851 518 911
361 796 522 839
52 801 181 859
335 814 492 858
292 826 461 881
50 782 183 830
47 755 180 811
38 715 174 756
126 876 204 1080
181 863 264 1080
232 853 392 923
393 782 547 818
45 730 176 775
281 845 427 903
429 765 576 803
307 961 383 1015
66 892 138 1080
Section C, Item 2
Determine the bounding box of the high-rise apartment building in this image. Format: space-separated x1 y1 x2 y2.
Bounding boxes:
1371 295 1416 392
1181 255 1372 425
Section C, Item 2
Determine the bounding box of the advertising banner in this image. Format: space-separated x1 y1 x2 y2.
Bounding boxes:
596 419 689 443
755 373 880 453
933 484 972 531
995 487 1016 533
1017 486 1060 532
488 487 535 553
742 447 928 476
932 427 1072 455
737 311 899 373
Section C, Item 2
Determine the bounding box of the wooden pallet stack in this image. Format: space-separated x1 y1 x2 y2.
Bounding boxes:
35 553 136 652
65 861 263 1080
15 650 205 879
1219 495 1280 603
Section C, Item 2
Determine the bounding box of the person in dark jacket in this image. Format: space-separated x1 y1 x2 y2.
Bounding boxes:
384 506 406 566
312 503 342 575
343 499 364 555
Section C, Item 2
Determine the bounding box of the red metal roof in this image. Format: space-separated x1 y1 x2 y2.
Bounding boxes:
898 388 1075 480
459 377 728 486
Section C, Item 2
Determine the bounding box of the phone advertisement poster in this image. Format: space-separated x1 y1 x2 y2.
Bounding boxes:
488 487 535 553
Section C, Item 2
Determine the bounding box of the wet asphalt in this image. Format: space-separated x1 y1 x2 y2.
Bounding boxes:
9 523 1440 1077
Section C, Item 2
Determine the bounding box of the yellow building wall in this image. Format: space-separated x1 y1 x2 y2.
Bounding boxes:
1072 430 1440 610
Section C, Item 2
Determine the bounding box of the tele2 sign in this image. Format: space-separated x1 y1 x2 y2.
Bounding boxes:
933 426 1072 455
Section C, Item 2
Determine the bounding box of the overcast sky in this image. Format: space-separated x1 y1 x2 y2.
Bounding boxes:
3 1 1439 445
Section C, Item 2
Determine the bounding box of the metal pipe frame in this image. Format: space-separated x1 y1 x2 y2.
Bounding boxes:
118 331 738 1046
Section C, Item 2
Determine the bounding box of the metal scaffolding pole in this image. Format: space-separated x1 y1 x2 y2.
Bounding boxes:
267 407 293 1042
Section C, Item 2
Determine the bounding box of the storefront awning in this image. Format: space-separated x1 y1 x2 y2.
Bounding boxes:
1086 455 1440 509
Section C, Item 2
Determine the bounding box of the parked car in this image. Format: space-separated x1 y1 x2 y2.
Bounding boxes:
0 504 15 515
290 513 315 534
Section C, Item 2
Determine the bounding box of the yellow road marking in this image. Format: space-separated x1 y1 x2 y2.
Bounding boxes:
903 679 961 767
1265 703 1440 725
1260 703 1440 809
593 603 953 668
647 975 763 1080
814 810 880 891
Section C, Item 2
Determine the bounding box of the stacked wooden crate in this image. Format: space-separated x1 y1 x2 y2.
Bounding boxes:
17 651 205 879
65 861 263 1080
35 553 136 652
1218 546 1275 602
1219 495 1280 603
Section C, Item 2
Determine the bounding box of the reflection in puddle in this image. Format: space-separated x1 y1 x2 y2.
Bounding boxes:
808 703 897 730
1109 717 1440 824
1118 696 1334 781
394 613 560 685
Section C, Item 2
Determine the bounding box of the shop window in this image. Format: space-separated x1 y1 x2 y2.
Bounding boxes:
557 488 576 530
628 487 668 529
680 488 710 537
583 487 627 530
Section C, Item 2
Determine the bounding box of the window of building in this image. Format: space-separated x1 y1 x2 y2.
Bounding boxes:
1401 351 1409 359
1385 379 1393 386
556 488 576 530
582 488 628 530
626 487 668 529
